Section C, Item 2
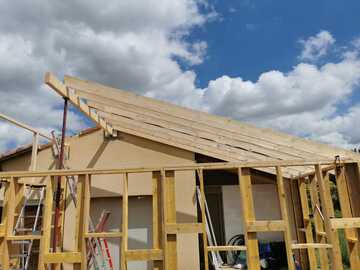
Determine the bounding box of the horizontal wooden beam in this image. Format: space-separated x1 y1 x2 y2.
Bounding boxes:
0 159 354 178
0 113 52 140
125 249 163 261
165 223 203 234
7 235 42 240
45 72 116 137
207 245 247 252
331 218 360 229
85 231 122 238
246 220 285 232
43 252 82 263
292 243 333 249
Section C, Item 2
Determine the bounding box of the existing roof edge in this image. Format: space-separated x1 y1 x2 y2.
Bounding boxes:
0 126 101 162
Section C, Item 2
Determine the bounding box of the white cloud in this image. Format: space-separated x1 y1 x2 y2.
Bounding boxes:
299 30 335 62
0 0 213 152
0 3 359 155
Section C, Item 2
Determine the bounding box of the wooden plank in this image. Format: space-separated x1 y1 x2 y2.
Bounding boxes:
38 177 54 270
344 162 360 257
297 177 317 270
246 220 285 232
207 246 247 252
0 159 347 179
45 72 115 136
152 171 163 270
43 252 82 263
125 249 163 261
165 223 203 234
74 174 90 270
276 166 296 270
6 235 42 240
344 163 360 218
0 179 15 270
0 113 52 140
94 104 320 163
64 75 360 161
292 243 333 249
289 179 310 270
163 170 177 270
331 218 360 229
85 232 122 238
238 168 260 270
309 174 329 270
29 132 39 172
315 165 344 270
121 173 129 270
197 169 209 270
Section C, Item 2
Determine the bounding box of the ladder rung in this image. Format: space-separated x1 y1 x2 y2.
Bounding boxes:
11 240 31 245
15 228 33 232
10 254 28 258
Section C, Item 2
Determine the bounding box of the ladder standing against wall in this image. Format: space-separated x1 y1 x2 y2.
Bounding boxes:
10 186 45 270
51 132 113 270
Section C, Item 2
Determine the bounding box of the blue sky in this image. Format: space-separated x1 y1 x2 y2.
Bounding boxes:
0 0 360 152
192 0 360 85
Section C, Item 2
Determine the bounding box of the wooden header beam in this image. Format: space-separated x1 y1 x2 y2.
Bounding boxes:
44 72 116 137
0 159 355 178
0 113 52 141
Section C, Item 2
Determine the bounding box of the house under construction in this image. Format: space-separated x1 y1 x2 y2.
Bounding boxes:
0 72 359 270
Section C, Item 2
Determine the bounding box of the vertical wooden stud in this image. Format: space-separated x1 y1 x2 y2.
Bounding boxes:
121 173 129 270
309 174 329 270
297 177 317 270
197 169 209 270
163 170 177 270
315 165 343 270
74 174 90 270
238 168 260 270
289 179 309 270
152 171 164 270
335 165 360 269
276 167 296 270
38 176 54 270
344 162 360 257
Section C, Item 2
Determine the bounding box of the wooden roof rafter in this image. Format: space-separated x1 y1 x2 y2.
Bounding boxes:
43 72 360 177
45 73 117 137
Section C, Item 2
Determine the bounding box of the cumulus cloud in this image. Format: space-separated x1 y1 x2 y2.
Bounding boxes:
0 2 359 154
190 35 360 148
0 0 213 152
299 30 335 62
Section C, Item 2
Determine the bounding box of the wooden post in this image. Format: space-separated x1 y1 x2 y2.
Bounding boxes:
1 179 16 270
197 169 209 270
289 179 309 270
238 168 260 270
276 166 296 270
344 162 360 257
74 174 90 270
309 174 329 270
315 165 343 270
152 171 163 270
38 177 54 270
163 170 177 270
297 177 317 270
121 173 129 270
335 165 360 269
30 132 39 172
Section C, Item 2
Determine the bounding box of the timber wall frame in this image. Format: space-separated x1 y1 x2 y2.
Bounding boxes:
0 159 359 270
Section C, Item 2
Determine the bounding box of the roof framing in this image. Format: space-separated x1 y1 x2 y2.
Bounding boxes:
44 72 360 177
45 72 116 137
